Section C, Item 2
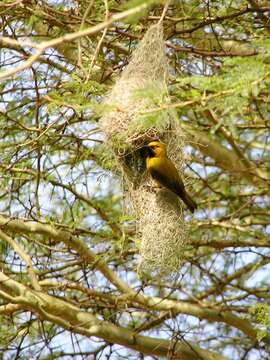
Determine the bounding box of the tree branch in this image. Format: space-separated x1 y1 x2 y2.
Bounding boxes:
182 123 269 187
0 271 229 360
0 3 148 80
0 215 132 295
0 229 41 291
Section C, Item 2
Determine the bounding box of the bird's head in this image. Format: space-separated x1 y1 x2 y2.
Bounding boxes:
146 141 167 158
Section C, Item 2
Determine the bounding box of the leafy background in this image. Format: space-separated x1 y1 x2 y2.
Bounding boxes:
0 0 269 359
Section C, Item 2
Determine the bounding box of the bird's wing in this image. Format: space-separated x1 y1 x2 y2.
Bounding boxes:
149 158 197 212
149 159 185 196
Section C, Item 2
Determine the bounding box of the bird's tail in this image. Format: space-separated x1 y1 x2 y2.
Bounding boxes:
181 191 197 213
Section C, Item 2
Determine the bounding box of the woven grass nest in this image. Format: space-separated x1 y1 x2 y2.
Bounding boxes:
101 24 190 277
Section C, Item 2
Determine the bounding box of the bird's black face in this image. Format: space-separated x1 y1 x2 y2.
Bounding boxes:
146 142 166 157
141 141 166 158
139 145 153 158
146 145 155 157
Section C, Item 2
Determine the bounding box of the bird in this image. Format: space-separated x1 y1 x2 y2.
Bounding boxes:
145 140 197 213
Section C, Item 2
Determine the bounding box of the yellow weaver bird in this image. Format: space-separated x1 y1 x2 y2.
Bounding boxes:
145 141 197 213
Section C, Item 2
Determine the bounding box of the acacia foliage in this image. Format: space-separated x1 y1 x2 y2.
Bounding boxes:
0 1 269 359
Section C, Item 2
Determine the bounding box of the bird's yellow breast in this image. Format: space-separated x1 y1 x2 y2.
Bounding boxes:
146 156 180 185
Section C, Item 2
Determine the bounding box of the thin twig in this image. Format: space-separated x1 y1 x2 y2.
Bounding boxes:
158 0 171 25
77 0 94 76
86 0 109 81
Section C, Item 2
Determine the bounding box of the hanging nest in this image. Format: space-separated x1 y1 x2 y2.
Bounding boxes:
101 24 190 276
